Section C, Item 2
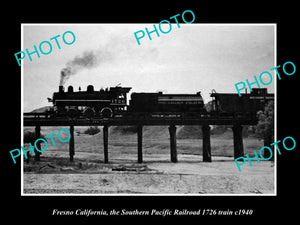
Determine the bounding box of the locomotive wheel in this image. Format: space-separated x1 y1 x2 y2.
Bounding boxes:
67 108 79 118
101 107 113 118
83 107 95 118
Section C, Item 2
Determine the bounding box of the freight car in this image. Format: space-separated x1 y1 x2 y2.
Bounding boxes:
48 85 131 118
128 91 206 117
209 88 274 117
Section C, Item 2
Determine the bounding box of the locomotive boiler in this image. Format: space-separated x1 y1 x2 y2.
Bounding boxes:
49 85 131 118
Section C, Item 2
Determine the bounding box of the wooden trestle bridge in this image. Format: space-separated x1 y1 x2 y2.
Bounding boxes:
23 113 258 163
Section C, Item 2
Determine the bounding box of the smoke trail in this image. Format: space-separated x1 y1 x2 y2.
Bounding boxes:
59 50 108 86
59 37 159 86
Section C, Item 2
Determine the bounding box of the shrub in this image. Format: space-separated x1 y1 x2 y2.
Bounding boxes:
255 100 274 144
24 131 45 143
84 126 100 135
111 126 137 134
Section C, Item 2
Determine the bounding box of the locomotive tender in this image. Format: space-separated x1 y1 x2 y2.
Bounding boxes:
129 92 205 116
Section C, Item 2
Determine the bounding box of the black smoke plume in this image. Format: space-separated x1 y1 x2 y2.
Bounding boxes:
59 50 104 86
59 38 159 86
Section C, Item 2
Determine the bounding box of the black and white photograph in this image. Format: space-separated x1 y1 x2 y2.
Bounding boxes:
4 5 298 223
21 24 275 195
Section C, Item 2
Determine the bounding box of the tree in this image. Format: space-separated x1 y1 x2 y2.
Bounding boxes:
255 101 274 159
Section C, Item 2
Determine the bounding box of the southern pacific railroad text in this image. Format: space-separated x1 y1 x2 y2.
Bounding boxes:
9 128 71 164
52 208 253 217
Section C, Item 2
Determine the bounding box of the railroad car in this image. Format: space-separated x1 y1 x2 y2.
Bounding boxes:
128 91 206 116
209 88 274 116
49 85 131 118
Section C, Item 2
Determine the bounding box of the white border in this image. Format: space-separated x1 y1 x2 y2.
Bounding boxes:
274 23 277 196
21 23 277 196
21 23 24 194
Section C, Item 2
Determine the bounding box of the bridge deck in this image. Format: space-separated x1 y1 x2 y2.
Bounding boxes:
23 113 258 126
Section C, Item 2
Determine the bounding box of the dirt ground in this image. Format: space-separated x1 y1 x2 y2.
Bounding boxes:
22 126 275 195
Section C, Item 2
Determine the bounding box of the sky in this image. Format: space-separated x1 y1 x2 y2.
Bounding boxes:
22 24 275 112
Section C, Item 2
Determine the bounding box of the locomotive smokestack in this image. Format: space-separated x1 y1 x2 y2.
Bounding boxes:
59 85 64 93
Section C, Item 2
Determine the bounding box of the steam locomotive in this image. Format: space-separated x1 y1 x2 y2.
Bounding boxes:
48 85 205 118
49 85 132 118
